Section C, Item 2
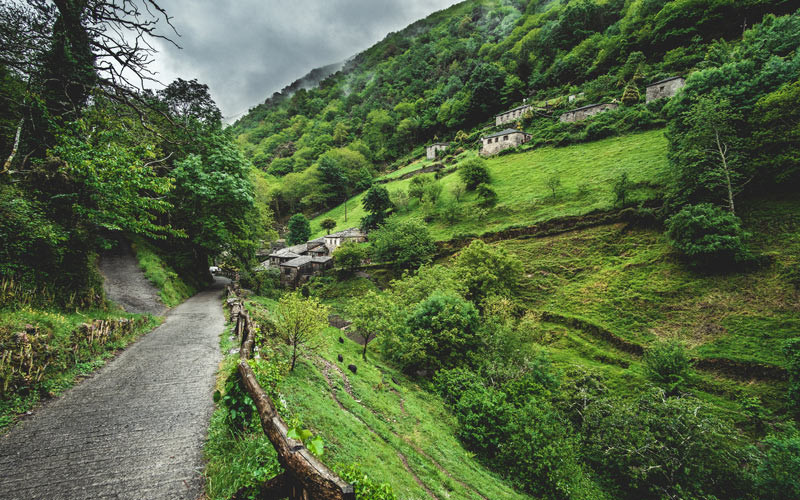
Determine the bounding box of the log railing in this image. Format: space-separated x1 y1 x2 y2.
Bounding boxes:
225 284 355 500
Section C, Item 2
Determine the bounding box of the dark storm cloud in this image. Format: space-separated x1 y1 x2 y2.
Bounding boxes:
147 0 459 120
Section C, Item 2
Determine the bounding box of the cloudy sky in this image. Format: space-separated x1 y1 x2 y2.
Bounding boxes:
147 0 459 120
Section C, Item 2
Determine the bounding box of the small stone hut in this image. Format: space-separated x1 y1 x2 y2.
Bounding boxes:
646 76 686 103
495 104 534 126
324 228 366 253
280 256 313 287
480 128 531 156
426 142 450 160
559 102 619 123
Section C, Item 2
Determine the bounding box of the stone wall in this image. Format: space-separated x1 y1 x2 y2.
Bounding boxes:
646 77 686 102
495 104 534 126
480 132 530 156
425 143 449 160
559 102 618 123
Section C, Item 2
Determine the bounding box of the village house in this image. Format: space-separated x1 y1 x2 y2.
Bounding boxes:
323 228 367 253
646 76 686 103
480 128 532 156
426 142 450 160
559 102 618 123
266 228 366 287
495 103 534 126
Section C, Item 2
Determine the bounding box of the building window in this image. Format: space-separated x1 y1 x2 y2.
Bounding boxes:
503 135 508 141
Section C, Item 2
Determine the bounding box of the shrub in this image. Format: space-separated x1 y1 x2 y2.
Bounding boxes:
336 464 397 500
642 339 693 394
665 203 751 270
611 171 632 206
756 429 800 498
239 268 280 298
334 241 368 272
785 338 800 412
369 217 435 270
451 239 523 304
458 157 490 190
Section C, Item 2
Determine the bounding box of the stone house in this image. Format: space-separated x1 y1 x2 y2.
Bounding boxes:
646 76 686 103
280 256 313 287
426 142 450 160
559 102 619 123
324 228 366 253
480 128 532 156
495 103 534 126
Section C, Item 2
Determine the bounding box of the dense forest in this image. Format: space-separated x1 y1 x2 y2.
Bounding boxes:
0 0 270 307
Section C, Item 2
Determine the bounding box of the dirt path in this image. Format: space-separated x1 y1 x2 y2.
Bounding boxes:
98 242 166 316
0 279 227 499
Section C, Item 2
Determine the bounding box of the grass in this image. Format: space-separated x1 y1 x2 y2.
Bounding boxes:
130 238 196 307
206 295 530 500
311 129 669 240
0 307 159 432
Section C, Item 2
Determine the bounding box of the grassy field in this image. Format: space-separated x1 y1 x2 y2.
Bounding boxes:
130 238 197 307
205 295 530 500
311 129 669 240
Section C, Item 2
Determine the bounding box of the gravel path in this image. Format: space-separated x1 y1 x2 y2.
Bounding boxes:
0 278 227 499
98 243 166 316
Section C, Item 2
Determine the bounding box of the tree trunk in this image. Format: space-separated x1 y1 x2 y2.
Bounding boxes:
2 118 23 175
714 129 736 215
362 340 367 361
290 342 298 371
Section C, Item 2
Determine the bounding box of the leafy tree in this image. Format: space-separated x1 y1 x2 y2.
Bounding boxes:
451 181 466 202
612 171 632 206
273 293 331 371
360 184 392 231
422 179 443 205
475 183 498 208
385 292 480 373
408 174 434 201
334 240 368 272
452 240 522 305
347 290 399 361
320 218 337 234
756 429 800 498
545 174 562 199
157 78 222 127
369 217 435 270
458 157 490 190
389 189 410 213
287 213 311 245
665 203 751 270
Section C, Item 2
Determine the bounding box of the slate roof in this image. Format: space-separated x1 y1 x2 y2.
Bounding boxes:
326 228 364 239
282 256 313 268
495 103 533 117
269 237 325 258
647 76 685 87
312 256 332 263
482 128 531 140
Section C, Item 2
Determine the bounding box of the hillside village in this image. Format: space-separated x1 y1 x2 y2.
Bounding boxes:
2 1 800 500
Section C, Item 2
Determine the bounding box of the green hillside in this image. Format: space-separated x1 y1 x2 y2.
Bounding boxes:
311 129 668 240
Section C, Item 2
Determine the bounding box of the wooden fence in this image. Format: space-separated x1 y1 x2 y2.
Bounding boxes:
225 284 355 500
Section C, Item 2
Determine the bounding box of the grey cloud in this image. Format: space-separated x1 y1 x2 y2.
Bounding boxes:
146 0 459 119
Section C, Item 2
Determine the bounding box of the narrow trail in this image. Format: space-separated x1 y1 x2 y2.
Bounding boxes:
317 357 489 500
0 279 227 500
316 358 441 500
98 242 166 316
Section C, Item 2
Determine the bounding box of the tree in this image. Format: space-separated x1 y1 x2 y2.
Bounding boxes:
643 339 693 395
665 203 751 270
612 171 632 206
408 174 434 201
369 217 435 270
347 290 398 361
545 174 561 199
458 157 490 190
360 184 392 230
668 92 749 215
384 292 481 373
452 240 522 304
157 78 222 127
320 218 337 234
390 189 410 213
274 293 331 371
334 240 367 272
476 183 498 208
451 181 466 202
287 213 311 245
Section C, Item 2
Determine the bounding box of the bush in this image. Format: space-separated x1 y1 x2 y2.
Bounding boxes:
756 429 800 498
458 157 490 190
336 464 397 500
785 338 800 412
642 339 693 394
384 292 480 374
451 239 523 304
334 240 368 271
239 268 280 298
369 217 435 270
665 203 752 270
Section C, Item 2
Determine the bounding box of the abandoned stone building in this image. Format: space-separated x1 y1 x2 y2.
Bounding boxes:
646 76 686 102
266 228 366 287
480 128 532 156
495 103 534 126
426 142 450 160
559 102 619 123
